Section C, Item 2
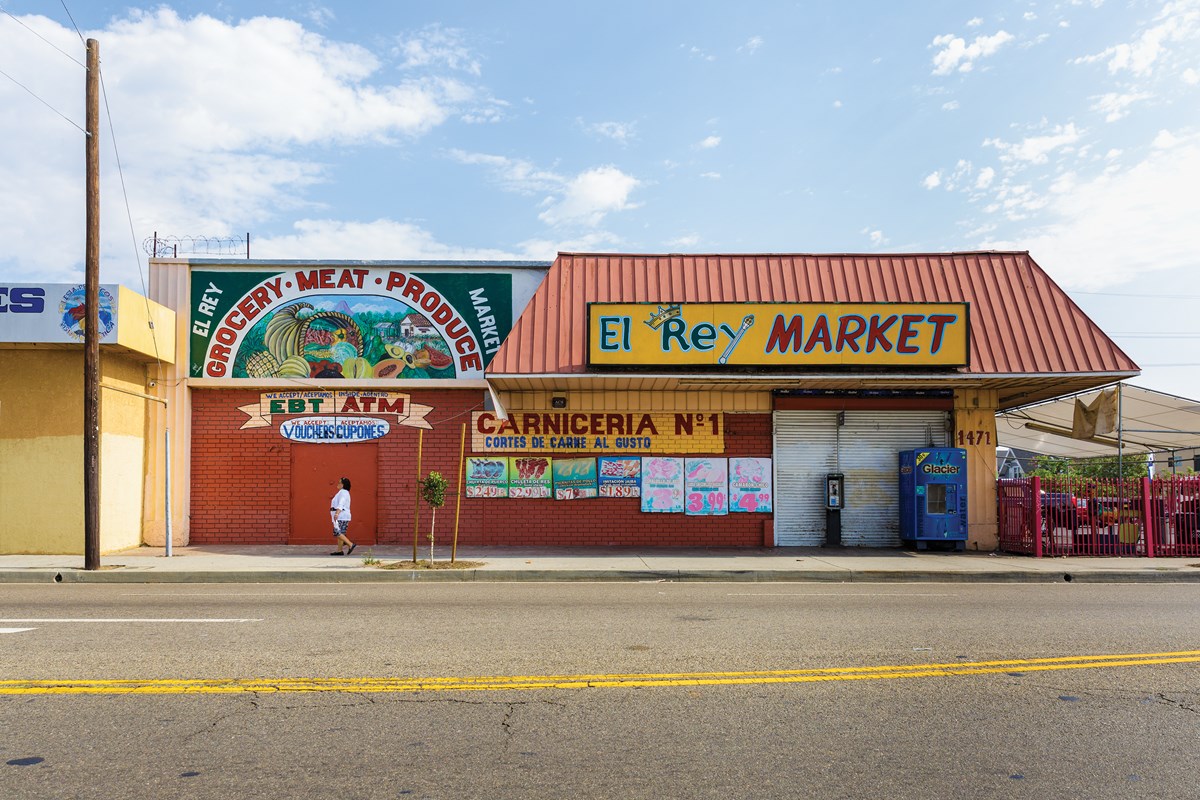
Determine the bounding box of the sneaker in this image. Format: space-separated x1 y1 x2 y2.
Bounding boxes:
330 551 344 556
347 544 357 556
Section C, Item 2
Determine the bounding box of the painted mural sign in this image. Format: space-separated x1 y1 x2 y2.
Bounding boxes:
237 391 432 433
685 458 729 516
588 302 969 368
729 457 773 513
597 456 641 498
0 283 117 343
189 267 514 380
640 457 685 513
509 456 552 499
471 411 724 454
466 457 509 498
552 458 598 500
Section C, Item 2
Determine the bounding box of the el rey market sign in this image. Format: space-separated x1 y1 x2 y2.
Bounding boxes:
588 302 969 368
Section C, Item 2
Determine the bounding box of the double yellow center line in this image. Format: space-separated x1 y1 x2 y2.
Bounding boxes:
4 650 1197 695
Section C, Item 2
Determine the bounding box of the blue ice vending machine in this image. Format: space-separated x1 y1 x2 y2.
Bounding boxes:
899 448 968 550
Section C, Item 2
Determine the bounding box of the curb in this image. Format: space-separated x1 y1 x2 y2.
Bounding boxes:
2 569 1199 584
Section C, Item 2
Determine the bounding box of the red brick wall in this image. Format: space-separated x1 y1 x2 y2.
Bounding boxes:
190 389 772 546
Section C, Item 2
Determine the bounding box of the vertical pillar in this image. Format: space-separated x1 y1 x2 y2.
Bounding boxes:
953 388 1000 551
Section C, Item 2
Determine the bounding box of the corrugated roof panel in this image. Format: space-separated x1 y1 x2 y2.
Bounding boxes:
488 252 1139 381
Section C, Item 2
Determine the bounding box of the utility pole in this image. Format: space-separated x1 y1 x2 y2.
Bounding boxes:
84 38 100 570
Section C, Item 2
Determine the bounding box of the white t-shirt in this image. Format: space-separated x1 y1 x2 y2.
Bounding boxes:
331 488 352 521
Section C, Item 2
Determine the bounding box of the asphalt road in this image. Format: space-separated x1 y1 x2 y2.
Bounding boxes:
2 582 1198 799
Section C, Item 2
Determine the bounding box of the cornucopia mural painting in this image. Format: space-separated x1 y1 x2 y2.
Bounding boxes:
234 296 457 380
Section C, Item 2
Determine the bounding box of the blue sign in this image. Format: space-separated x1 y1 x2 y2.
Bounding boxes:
278 416 390 443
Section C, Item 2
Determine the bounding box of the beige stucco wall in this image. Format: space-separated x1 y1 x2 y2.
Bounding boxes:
954 388 1000 551
0 350 153 554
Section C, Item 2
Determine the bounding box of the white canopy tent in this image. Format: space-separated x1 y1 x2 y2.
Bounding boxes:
996 384 1200 461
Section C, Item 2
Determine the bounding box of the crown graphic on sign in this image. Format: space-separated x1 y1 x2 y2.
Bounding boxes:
644 304 682 330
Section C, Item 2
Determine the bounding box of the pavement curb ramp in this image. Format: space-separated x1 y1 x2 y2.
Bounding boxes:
3 569 1200 584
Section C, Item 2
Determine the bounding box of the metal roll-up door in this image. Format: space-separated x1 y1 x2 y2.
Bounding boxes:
773 409 949 547
773 411 838 546
839 411 948 547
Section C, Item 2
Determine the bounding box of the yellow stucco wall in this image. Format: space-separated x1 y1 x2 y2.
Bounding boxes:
953 388 1000 551
0 350 152 554
502 389 772 412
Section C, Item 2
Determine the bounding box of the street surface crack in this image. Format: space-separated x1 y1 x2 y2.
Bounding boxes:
1155 693 1198 714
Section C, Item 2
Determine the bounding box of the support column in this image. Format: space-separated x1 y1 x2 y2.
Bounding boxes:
953 389 1000 551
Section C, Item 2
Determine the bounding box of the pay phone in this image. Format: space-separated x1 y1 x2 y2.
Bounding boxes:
825 473 845 510
824 472 845 546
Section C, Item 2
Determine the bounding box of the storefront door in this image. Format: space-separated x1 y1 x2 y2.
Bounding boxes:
290 443 378 545
774 410 949 547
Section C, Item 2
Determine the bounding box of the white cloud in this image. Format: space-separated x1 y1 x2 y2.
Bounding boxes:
1091 92 1152 122
0 9 482 284
981 135 1200 289
698 135 722 149
930 30 1015 75
1072 1 1200 77
537 166 641 227
447 151 642 228
581 119 638 144
513 231 624 260
682 44 716 62
943 100 960 110
255 219 522 260
253 219 633 262
833 100 843 108
984 123 1082 163
666 234 701 248
1024 12 1038 21
976 167 996 188
1153 129 1182 148
305 5 335 28
446 150 562 193
1183 68 1200 84
966 17 984 27
394 24 481 76
739 36 764 54
923 171 942 189
700 172 722 179
861 228 887 246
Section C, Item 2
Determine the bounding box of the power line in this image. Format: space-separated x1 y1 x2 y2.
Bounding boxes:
57 0 85 45
0 64 86 133
1073 290 1200 300
0 6 86 66
99 62 162 368
1110 333 1200 339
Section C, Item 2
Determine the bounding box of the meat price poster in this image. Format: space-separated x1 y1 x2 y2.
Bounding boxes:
730 457 773 513
509 456 552 499
685 457 728 516
597 456 641 498
552 458 598 500
640 457 684 513
465 457 509 498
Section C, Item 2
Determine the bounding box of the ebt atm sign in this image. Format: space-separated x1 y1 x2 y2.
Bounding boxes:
589 302 969 368
238 390 433 443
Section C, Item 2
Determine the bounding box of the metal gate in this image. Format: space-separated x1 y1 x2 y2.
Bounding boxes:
773 410 949 546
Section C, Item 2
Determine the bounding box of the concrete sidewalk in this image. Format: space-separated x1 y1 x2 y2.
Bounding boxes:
2 544 1199 583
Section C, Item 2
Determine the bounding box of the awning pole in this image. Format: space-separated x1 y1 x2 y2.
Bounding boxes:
1117 383 1124 479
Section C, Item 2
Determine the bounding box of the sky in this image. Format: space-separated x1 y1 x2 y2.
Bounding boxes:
1 0 1198 400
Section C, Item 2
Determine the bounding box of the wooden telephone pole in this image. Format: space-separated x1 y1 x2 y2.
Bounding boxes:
84 38 100 570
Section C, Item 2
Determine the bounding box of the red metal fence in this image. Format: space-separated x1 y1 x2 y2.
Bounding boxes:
998 475 1200 557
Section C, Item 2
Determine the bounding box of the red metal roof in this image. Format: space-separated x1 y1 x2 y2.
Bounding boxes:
488 252 1138 401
